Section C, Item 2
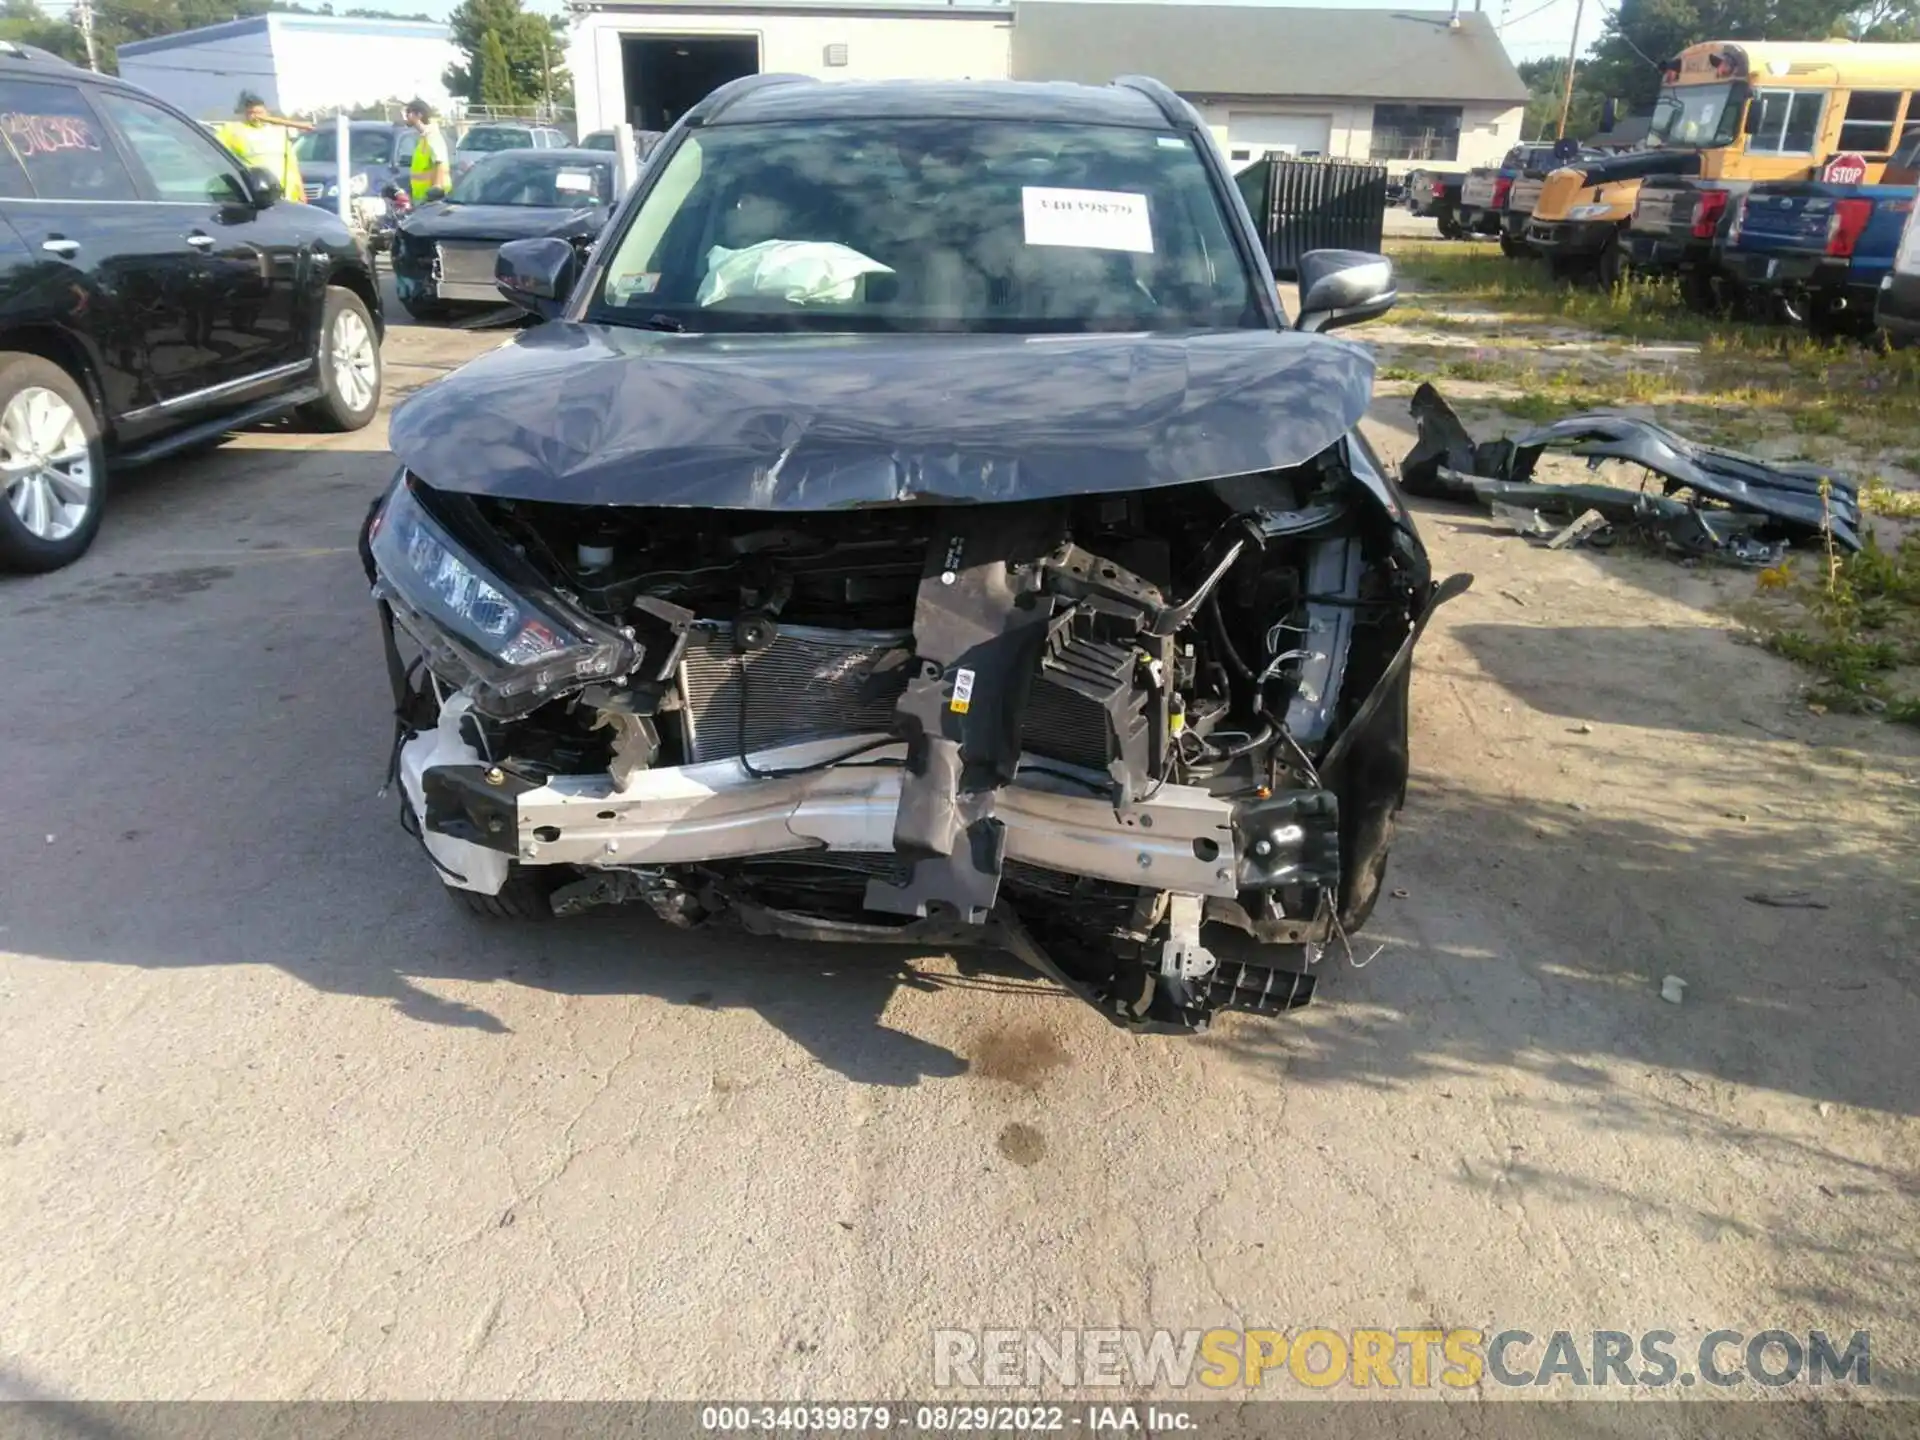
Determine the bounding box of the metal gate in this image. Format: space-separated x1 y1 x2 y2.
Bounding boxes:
1235 155 1389 280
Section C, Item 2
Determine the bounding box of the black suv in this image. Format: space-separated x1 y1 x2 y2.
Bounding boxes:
368 74 1460 1034
0 44 384 572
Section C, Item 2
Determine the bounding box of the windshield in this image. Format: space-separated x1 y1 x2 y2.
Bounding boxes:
294 127 399 167
459 127 532 153
1650 82 1745 148
590 119 1260 334
450 152 614 206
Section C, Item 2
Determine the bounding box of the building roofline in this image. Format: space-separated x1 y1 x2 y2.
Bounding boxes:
571 0 1010 15
118 11 448 59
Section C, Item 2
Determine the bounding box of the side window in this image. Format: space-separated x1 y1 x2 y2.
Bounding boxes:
1746 89 1827 155
0 139 28 199
1839 89 1903 155
91 90 248 204
0 79 138 201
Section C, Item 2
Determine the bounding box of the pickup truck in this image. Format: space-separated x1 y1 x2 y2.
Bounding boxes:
1876 196 1920 344
1627 176 1745 311
1406 167 1471 239
1461 145 1604 257
1636 135 1920 313
1718 179 1917 336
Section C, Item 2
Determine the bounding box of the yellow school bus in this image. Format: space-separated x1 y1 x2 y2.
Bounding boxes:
1526 40 1920 281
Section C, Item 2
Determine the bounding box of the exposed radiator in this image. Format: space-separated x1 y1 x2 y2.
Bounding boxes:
435 240 502 287
678 622 912 763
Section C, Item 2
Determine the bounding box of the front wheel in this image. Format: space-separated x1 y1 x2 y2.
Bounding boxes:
0 353 106 574
1499 235 1529 260
1595 233 1629 291
299 287 381 433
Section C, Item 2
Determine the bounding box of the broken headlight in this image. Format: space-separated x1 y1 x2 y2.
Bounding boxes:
369 474 638 718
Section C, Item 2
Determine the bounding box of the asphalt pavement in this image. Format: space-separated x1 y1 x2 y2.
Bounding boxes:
1 315 1915 1411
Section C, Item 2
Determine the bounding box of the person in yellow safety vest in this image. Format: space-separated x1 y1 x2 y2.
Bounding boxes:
403 98 452 205
214 91 311 197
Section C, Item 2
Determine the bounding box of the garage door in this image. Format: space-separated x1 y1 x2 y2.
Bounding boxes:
1225 112 1334 170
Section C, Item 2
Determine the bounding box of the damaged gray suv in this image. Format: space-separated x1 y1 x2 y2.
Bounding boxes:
362 74 1467 1033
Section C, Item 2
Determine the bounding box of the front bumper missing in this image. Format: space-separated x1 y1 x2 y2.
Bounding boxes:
401 698 1306 904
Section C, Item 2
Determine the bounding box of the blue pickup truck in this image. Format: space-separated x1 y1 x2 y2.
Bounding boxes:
1719 177 1917 336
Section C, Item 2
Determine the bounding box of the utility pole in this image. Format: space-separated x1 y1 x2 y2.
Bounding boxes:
74 0 99 72
1556 0 1585 138
540 32 552 117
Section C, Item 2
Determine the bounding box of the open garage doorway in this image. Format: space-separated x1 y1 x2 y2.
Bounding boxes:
620 35 760 131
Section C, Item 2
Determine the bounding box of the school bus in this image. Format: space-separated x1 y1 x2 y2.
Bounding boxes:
1526 40 1920 283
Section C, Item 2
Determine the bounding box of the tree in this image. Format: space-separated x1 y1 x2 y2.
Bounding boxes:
443 0 565 109
478 29 517 108
1518 56 1605 140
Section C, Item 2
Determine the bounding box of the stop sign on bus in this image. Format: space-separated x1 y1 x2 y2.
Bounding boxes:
1821 152 1869 184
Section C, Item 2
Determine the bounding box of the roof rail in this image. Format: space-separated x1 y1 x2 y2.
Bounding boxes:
1111 75 1197 132
686 73 818 128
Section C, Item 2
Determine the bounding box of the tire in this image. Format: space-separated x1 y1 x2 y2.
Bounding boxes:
1679 268 1720 315
1595 233 1629 291
1499 235 1529 260
400 297 451 324
452 865 556 921
299 286 381 433
0 352 107 574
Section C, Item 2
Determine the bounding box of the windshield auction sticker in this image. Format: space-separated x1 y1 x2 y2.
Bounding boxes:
1021 187 1154 253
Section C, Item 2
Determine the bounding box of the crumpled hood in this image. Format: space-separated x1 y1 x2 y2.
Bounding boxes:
388 323 1375 508
398 203 607 242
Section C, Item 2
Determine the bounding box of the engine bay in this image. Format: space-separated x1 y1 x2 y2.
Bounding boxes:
377 447 1448 1030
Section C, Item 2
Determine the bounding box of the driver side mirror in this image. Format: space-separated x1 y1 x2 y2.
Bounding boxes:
1293 249 1396 334
424 186 447 204
245 165 281 208
496 236 578 320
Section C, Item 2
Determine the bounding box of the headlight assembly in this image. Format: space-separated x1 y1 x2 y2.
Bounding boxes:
369 474 639 717
350 171 370 196
324 182 340 199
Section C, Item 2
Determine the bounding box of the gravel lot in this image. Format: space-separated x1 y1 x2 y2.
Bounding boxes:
1 303 1916 1410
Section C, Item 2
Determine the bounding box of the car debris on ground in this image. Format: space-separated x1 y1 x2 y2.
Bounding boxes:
1398 383 1864 565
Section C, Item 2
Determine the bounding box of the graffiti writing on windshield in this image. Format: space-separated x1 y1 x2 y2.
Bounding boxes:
2 112 102 159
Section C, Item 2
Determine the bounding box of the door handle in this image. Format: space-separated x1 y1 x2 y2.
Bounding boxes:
186 233 216 250
41 238 78 258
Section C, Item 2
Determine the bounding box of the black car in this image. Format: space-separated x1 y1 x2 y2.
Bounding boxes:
366 75 1463 1034
0 44 383 572
392 148 617 322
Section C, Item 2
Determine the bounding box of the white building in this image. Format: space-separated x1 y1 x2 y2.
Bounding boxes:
117 13 458 121
564 0 1525 169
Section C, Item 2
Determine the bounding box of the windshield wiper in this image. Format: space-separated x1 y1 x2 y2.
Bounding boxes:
641 313 687 333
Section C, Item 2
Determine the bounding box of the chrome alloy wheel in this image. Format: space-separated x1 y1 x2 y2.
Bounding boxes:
330 306 378 413
2 386 92 542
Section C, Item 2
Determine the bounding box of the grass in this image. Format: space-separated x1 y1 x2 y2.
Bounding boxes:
1862 477 1920 518
1380 243 1920 725
1744 529 1920 723
1376 244 1920 451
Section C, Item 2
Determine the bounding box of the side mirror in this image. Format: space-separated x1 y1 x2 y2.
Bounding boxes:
424 186 447 204
496 236 577 319
1743 102 1760 137
245 165 281 208
1294 249 1396 334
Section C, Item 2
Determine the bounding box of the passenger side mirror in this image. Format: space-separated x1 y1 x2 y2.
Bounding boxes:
245 166 282 208
496 236 578 319
425 186 447 204
1293 249 1396 334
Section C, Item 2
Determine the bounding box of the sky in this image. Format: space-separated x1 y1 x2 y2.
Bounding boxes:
274 0 1586 67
